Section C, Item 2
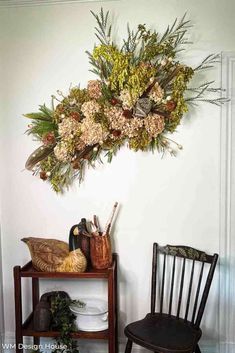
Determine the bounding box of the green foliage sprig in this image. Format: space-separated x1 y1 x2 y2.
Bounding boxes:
30 296 85 353
50 295 85 353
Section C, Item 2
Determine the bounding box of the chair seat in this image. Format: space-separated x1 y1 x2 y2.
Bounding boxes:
124 313 202 353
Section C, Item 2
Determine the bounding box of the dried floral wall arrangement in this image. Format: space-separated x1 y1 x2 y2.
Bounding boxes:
24 9 227 192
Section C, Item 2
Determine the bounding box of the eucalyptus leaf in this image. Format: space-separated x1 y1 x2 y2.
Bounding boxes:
24 112 51 121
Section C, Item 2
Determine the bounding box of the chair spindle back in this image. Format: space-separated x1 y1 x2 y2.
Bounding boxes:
150 243 218 329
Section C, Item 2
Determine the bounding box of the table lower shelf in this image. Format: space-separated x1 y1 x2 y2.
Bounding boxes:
22 313 109 339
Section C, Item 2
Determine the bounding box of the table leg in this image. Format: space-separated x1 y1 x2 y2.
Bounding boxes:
14 266 23 353
32 278 40 346
114 258 118 353
108 268 115 353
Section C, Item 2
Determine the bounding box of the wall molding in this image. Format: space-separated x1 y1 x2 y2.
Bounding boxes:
0 0 118 8
0 225 4 350
219 52 235 353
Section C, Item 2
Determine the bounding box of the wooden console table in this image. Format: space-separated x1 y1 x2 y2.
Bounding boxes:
13 254 118 353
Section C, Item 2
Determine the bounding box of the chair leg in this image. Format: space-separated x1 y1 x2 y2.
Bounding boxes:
195 344 201 353
125 339 133 353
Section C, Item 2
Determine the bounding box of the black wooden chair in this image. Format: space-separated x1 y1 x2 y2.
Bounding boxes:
124 243 218 353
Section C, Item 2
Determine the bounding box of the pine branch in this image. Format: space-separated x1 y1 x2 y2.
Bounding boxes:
122 24 141 54
90 8 112 45
86 43 113 81
194 54 220 71
186 78 229 106
159 13 192 45
187 97 229 106
187 81 212 100
186 81 215 92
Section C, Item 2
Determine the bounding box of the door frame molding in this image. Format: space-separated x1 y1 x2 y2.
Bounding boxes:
219 51 235 353
0 225 4 347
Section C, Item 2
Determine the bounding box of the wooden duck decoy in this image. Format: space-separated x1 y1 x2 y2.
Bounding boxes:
22 230 87 273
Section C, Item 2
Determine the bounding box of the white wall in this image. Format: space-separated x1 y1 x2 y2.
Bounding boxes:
0 1 235 352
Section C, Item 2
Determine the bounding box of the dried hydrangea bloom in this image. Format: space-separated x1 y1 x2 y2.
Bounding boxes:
105 106 126 131
119 89 135 109
144 113 165 137
80 117 108 146
75 139 86 151
149 82 164 103
87 80 102 99
54 141 71 162
123 117 143 138
81 100 101 118
70 111 81 121
58 117 81 138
